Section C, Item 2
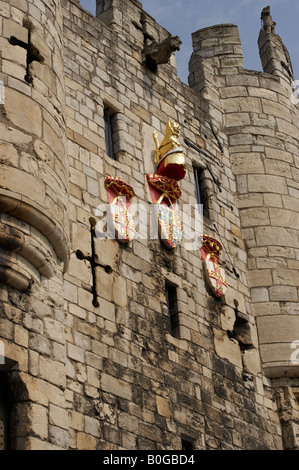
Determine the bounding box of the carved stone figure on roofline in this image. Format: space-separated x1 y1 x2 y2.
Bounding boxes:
261 6 276 34
144 35 182 67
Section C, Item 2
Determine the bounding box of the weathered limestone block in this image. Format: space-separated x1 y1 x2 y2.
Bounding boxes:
232 153 265 175
156 396 172 418
30 404 48 440
94 238 120 272
240 208 270 227
112 275 127 308
242 349 261 375
2 19 28 43
76 432 97 450
268 286 298 302
213 328 242 368
269 208 299 230
247 269 272 288
1 166 44 201
4 88 42 137
1 36 27 66
272 269 299 287
39 356 66 389
2 59 26 81
0 122 33 147
226 112 251 127
247 174 288 194
101 373 132 401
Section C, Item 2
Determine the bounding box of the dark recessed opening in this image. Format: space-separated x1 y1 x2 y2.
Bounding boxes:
104 265 113 274
193 166 209 218
145 55 157 73
104 108 116 159
182 438 194 451
165 281 180 338
76 249 84 260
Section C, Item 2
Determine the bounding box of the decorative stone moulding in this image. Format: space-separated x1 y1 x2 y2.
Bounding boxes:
104 176 136 243
0 192 70 291
200 234 227 298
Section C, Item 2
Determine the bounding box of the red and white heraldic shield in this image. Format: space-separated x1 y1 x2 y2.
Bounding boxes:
105 176 136 243
200 234 227 298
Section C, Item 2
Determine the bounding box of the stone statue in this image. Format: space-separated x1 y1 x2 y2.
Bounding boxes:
152 120 186 181
261 6 276 34
153 120 182 165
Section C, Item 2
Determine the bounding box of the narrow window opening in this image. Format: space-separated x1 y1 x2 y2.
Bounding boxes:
182 438 194 451
165 281 179 338
193 166 208 218
104 108 116 159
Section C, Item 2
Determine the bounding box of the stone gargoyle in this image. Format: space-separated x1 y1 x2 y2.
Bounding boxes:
144 35 182 66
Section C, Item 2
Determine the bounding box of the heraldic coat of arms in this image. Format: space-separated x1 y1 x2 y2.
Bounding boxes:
104 176 136 243
200 234 227 298
147 121 186 249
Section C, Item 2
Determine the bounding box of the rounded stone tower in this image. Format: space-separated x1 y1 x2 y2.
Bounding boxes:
0 0 70 291
189 14 299 380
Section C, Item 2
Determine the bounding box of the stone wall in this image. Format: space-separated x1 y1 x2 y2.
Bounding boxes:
0 0 298 450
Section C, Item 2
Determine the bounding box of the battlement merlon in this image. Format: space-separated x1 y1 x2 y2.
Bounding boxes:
191 23 243 65
188 24 243 97
96 0 142 33
258 6 295 87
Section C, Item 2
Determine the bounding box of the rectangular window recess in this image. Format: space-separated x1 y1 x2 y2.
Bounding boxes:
165 281 180 339
193 166 203 207
104 108 115 159
193 166 209 217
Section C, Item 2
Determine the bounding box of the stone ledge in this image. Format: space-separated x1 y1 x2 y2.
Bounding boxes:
263 362 299 379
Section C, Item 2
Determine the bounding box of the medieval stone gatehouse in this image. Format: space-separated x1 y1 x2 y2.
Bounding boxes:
0 0 298 450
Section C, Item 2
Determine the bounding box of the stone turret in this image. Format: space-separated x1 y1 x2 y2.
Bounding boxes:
190 5 299 381
189 6 299 448
0 0 70 291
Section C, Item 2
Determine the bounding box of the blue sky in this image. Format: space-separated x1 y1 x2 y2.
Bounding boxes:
80 0 299 84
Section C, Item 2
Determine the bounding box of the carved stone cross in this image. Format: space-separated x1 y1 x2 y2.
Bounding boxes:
76 218 113 308
9 28 43 83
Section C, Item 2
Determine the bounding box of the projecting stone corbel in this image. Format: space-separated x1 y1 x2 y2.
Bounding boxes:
0 192 70 291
